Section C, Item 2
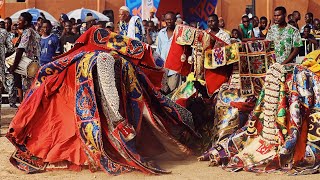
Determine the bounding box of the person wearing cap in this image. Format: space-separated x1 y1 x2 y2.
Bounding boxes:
149 7 159 27
52 13 69 38
118 6 144 41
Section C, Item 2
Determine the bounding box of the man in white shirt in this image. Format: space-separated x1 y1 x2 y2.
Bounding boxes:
206 14 231 46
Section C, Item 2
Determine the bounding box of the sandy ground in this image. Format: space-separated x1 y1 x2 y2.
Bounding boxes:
1 107 320 180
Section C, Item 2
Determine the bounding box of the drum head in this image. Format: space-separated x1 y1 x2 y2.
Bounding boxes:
27 62 40 78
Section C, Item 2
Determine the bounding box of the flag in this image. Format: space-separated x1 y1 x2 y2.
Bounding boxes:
126 0 161 20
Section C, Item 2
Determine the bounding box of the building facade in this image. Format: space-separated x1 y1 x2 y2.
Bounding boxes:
3 0 320 31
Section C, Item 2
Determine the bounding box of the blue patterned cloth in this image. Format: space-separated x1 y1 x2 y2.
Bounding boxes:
119 17 144 41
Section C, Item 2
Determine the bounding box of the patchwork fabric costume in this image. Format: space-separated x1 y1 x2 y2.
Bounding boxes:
6 27 198 175
199 61 320 175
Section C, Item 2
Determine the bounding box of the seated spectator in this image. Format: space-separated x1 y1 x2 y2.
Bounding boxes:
299 25 318 56
311 18 320 37
239 15 253 40
230 29 242 43
40 20 60 66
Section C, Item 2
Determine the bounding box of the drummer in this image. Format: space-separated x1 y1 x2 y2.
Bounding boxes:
9 12 40 92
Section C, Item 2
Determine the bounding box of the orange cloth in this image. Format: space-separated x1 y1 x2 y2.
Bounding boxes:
9 64 88 165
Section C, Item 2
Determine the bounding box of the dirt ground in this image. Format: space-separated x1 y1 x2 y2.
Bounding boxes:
1 107 319 180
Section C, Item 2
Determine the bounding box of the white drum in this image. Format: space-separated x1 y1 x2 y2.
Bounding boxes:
5 53 40 78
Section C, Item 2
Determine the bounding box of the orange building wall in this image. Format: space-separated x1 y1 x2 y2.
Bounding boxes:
217 0 320 31
5 0 124 22
218 0 252 30
4 0 320 31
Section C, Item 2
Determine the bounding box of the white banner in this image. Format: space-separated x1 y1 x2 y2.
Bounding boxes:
141 0 154 20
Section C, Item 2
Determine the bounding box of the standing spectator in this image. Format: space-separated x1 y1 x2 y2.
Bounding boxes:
266 6 302 64
52 13 69 37
156 11 180 95
292 10 301 29
252 16 260 38
239 15 253 40
118 6 144 41
4 17 18 107
70 18 76 25
9 12 40 92
11 24 18 36
149 8 159 27
287 14 294 21
0 22 15 108
35 16 44 34
311 18 320 37
4 17 13 38
0 21 5 29
40 20 60 66
142 20 148 30
11 23 23 103
76 19 82 25
218 17 231 35
244 7 253 19
301 12 313 33
299 25 318 56
288 19 298 29
160 14 167 29
85 15 97 30
72 24 80 35
145 20 158 45
207 14 231 45
60 20 80 54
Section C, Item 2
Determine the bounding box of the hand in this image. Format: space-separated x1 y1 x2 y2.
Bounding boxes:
146 27 151 34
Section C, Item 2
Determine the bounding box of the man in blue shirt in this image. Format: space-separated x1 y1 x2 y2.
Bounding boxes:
156 11 181 95
40 20 60 66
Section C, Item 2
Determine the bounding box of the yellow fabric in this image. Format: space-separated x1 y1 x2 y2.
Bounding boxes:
301 50 320 75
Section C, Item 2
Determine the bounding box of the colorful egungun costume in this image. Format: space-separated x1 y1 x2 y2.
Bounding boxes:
6 27 198 175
